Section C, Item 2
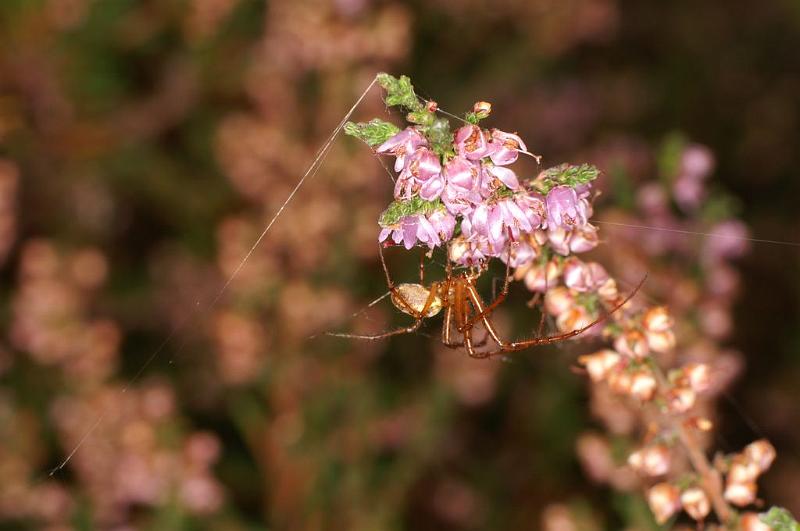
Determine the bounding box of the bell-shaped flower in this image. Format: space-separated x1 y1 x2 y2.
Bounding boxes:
545 185 589 229
376 127 428 172
483 164 520 190
488 129 527 166
454 125 494 161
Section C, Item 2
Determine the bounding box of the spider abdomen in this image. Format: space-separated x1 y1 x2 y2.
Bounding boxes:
391 283 443 318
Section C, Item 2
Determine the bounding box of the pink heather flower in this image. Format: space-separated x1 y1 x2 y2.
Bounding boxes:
483 164 520 190
379 211 453 251
547 227 571 256
427 209 456 243
488 129 526 166
376 127 428 172
516 192 546 229
442 156 480 214
520 259 561 293
545 185 589 229
394 147 444 200
499 239 538 268
704 220 750 261
569 224 599 253
448 235 493 266
680 144 714 181
463 204 507 253
563 259 609 293
455 125 494 161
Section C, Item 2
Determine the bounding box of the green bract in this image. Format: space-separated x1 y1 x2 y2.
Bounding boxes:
377 73 423 112
379 197 443 228
535 163 600 193
760 507 800 531
343 119 400 148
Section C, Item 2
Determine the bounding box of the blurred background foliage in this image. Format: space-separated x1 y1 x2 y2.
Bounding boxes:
0 0 798 529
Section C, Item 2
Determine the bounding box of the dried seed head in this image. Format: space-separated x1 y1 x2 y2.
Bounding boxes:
646 330 676 353
666 386 696 414
630 370 658 401
683 362 711 393
740 512 772 531
680 487 711 521
614 330 650 359
642 306 674 333
744 439 776 473
628 444 671 476
724 481 757 507
647 482 681 524
578 349 621 382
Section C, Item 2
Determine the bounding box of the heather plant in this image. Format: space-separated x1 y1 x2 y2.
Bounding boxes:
343 73 799 529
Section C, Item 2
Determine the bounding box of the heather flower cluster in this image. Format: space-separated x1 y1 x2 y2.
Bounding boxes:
347 74 797 530
346 74 599 270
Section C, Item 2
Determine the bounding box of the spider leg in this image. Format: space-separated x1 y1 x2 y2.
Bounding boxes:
468 274 647 358
457 237 513 333
326 318 423 341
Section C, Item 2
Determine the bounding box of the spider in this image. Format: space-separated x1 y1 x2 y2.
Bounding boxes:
329 242 644 359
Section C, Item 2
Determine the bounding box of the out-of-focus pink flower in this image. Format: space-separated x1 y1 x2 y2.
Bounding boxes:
545 185 588 229
488 129 526 166
704 220 750 261
680 144 715 181
455 125 493 161
628 444 671 476
563 259 609 293
680 487 711 521
647 483 681 524
376 127 428 172
569 224 599 253
578 349 622 382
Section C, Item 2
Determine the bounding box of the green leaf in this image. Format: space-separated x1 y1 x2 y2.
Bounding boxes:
535 163 600 193
377 73 424 112
760 507 800 531
343 119 400 147
378 197 443 228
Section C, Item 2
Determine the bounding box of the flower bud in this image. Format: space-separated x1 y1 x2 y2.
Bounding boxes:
578 349 621 382
666 386 696 414
724 481 757 507
680 487 711 521
647 482 681 524
614 330 649 359
426 100 439 112
473 101 491 118
642 306 674 333
744 439 776 473
628 444 671 476
740 512 772 531
646 330 676 353
544 286 574 316
630 370 658 401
